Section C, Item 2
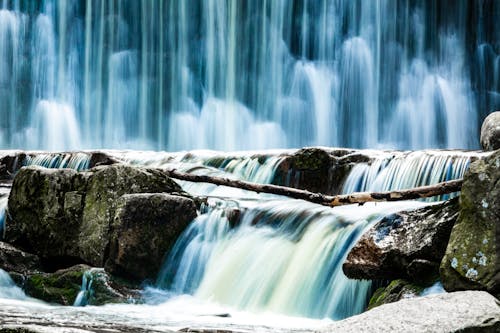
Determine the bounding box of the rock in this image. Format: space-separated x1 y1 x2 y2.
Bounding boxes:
23 264 136 306
106 193 197 282
273 148 336 194
79 165 183 266
319 291 500 333
440 150 500 297
89 152 121 167
343 199 458 283
480 111 500 151
0 241 41 274
367 279 424 310
5 166 81 260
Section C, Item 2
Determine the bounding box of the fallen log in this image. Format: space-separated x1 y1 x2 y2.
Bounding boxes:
163 169 463 207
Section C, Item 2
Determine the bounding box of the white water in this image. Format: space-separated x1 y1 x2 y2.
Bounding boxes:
157 199 427 320
0 1 497 150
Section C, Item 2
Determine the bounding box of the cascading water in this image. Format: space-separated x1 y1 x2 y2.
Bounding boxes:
146 149 478 320
0 1 499 151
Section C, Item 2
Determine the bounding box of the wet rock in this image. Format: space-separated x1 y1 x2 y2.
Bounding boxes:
319 291 500 333
480 111 500 151
79 165 183 266
0 241 41 274
5 166 80 260
89 151 121 167
440 150 500 297
23 264 136 306
106 193 197 282
367 279 424 310
273 148 336 194
343 199 458 283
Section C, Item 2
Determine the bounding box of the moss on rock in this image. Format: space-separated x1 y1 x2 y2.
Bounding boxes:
368 279 425 310
440 150 500 297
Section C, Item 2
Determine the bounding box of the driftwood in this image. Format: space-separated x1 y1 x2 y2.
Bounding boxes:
164 169 463 207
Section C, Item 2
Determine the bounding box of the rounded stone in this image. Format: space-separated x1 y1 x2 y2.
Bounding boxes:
480 111 500 151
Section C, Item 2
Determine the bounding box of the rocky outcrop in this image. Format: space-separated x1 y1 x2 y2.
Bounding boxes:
79 164 182 266
440 150 500 297
106 193 197 282
319 291 500 333
343 199 458 283
23 264 137 306
4 164 192 281
480 111 500 151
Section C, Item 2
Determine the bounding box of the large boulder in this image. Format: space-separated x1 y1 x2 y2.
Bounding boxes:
5 167 80 260
106 193 197 282
319 291 500 333
79 165 183 266
343 199 458 283
440 150 500 296
480 111 500 151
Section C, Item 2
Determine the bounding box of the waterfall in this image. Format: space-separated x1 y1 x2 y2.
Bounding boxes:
0 1 498 151
0 268 27 300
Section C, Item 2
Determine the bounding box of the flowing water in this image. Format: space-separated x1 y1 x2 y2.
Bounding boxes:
0 0 497 329
0 1 499 150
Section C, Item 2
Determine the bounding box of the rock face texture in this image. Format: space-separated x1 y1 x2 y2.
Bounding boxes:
319 291 500 333
0 241 41 274
106 193 197 281
78 165 182 266
367 279 424 310
4 164 195 281
343 199 458 283
440 150 500 297
5 167 80 260
480 111 500 151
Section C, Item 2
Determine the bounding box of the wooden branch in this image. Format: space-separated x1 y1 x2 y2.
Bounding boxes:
163 169 463 207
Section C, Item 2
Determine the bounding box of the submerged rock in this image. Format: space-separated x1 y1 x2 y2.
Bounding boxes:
319 291 500 333
79 164 182 266
106 193 197 282
23 264 136 306
480 111 500 151
343 199 458 283
440 150 500 297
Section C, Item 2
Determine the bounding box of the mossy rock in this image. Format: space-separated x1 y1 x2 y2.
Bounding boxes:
440 150 500 297
78 164 183 266
23 264 136 305
368 279 425 310
5 166 80 259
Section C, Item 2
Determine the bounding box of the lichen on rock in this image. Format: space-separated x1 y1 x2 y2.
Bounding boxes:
440 150 500 297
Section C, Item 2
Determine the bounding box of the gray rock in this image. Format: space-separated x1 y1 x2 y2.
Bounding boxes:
343 199 458 283
318 291 500 333
440 150 500 297
79 165 182 266
0 241 41 274
105 193 197 282
480 111 500 151
5 166 80 259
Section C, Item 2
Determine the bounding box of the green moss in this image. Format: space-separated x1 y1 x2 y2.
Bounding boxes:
368 279 426 310
291 148 331 170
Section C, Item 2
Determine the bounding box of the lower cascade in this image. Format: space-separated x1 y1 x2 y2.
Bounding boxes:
157 199 427 319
